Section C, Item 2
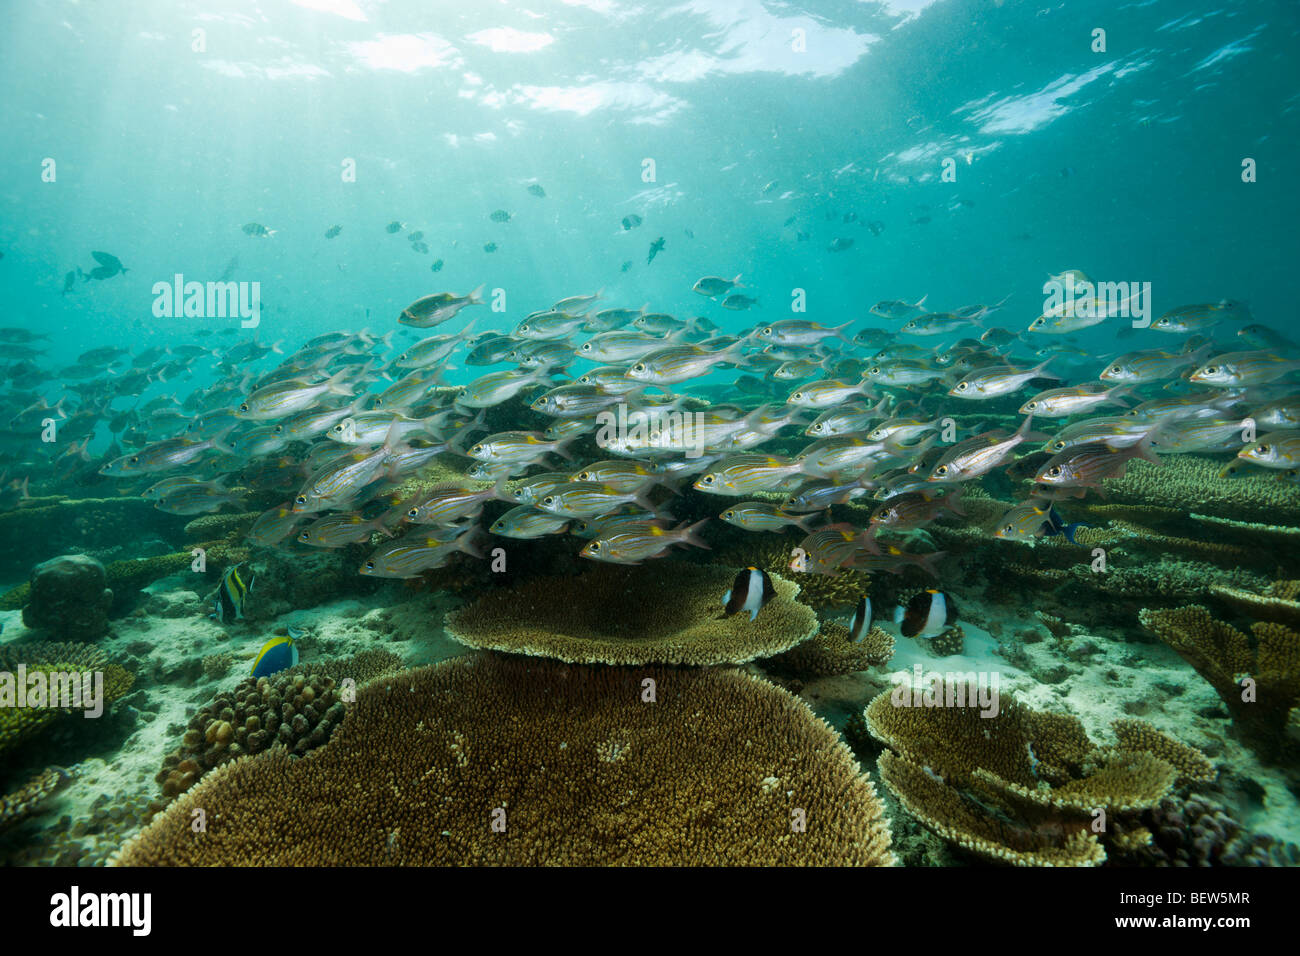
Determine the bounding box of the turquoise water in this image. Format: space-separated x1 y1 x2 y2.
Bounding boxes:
1 0 1298 867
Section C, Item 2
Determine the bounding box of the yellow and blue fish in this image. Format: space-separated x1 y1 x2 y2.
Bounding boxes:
211 562 254 624
251 633 299 678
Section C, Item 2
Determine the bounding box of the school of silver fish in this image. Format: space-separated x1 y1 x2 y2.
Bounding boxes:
2 270 1297 582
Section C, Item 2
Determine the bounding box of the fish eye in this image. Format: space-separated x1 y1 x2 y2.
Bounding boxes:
1002 525 1013 534
1048 466 1062 477
1109 366 1121 375
519 325 529 332
793 392 803 400
238 403 249 412
724 510 735 519
1025 401 1037 409
399 353 407 360
762 328 772 335
129 456 139 464
589 543 601 552
578 472 590 481
543 496 555 505
296 495 307 504
634 363 645 372
869 367 880 375
1205 366 1219 374
702 475 714 484
581 343 592 351
1257 444 1270 454
406 507 419 518
956 382 968 391
365 561 375 571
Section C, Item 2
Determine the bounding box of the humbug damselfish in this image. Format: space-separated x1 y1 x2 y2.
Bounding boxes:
722 566 775 621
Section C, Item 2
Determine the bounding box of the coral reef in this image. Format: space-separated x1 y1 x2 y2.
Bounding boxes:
115 654 894 865
0 642 134 759
0 496 187 578
1099 456 1300 524
1139 605 1300 759
0 767 71 832
445 562 817 665
20 554 114 640
761 620 895 679
149 648 402 812
862 685 1215 865
1121 792 1300 867
714 539 872 611
1210 581 1300 629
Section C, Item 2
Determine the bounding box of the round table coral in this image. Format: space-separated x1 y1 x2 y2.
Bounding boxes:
113 653 894 866
444 561 818 665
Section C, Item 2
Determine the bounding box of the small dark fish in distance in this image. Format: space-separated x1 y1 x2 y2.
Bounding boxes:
325 225 342 238
490 210 512 223
243 223 275 237
622 214 642 230
527 183 546 197
647 237 665 264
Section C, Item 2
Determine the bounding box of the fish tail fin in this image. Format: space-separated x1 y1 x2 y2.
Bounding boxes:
680 518 711 550
551 438 577 462
467 284 486 305
945 487 967 517
914 294 928 310
210 426 237 456
1062 522 1087 544
1032 357 1060 380
325 369 355 397
793 511 820 533
1105 384 1136 406
1015 413 1050 443
732 273 743 288
1134 431 1162 465
917 550 947 578
457 527 489 560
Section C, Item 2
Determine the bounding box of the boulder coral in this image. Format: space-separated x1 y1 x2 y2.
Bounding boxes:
21 554 114 640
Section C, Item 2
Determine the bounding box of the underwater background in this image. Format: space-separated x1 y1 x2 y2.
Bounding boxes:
0 0 1298 866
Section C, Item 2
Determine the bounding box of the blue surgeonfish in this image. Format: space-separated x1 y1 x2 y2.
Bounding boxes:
722 566 775 621
211 562 254 624
251 634 298 678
